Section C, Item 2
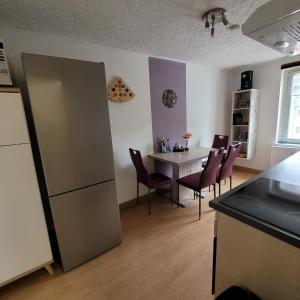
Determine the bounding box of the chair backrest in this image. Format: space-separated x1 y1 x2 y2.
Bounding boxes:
129 148 149 186
219 143 241 181
200 148 225 188
212 134 229 149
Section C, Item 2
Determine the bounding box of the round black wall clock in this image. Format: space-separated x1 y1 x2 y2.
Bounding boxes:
162 89 177 108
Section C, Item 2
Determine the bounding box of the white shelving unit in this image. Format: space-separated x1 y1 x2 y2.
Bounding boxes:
230 89 259 160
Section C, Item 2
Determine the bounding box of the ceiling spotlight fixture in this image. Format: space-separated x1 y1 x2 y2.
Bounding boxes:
202 8 238 37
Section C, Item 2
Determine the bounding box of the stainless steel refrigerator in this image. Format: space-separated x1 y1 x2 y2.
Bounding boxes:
22 54 121 271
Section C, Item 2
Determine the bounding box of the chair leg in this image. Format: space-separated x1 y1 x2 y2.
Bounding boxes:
213 184 216 198
148 187 151 215
170 184 173 207
199 190 202 220
209 185 211 192
230 176 232 190
218 183 221 196
177 183 180 208
136 182 139 205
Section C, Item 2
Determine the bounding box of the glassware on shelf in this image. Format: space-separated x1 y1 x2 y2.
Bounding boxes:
233 112 243 125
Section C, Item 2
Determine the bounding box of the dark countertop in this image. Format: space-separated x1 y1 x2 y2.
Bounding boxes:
209 151 300 249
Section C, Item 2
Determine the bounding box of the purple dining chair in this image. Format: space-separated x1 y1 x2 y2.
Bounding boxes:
177 148 225 220
202 134 229 169
129 148 172 215
212 134 229 149
217 143 241 196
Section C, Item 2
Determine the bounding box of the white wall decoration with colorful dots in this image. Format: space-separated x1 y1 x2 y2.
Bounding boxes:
107 77 135 102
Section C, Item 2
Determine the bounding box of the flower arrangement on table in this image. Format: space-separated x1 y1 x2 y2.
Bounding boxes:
183 133 192 149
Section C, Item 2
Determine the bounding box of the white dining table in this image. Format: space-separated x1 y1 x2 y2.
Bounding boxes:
148 146 213 207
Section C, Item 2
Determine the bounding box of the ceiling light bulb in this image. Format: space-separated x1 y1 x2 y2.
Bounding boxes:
227 24 240 31
211 14 215 26
210 15 215 37
205 17 210 30
222 12 229 26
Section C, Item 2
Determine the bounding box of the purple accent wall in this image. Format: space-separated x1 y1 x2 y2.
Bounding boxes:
149 57 187 176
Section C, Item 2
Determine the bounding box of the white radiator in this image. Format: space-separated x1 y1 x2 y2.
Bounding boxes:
270 146 299 166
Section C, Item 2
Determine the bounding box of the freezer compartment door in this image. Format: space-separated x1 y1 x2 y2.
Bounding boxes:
50 180 121 271
22 54 115 195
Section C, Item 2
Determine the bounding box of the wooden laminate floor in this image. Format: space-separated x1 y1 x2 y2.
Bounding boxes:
0 170 256 300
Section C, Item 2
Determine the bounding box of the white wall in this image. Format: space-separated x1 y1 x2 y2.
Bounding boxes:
228 54 300 171
0 26 154 204
187 64 231 147
0 26 230 203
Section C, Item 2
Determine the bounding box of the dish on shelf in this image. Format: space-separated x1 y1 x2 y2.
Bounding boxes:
239 100 249 108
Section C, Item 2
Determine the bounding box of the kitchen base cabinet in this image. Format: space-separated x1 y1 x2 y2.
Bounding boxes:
213 212 300 300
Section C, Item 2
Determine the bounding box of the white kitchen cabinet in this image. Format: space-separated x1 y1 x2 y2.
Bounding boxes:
213 212 300 299
0 90 29 145
0 89 53 287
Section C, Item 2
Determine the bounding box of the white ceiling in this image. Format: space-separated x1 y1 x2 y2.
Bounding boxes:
0 0 283 68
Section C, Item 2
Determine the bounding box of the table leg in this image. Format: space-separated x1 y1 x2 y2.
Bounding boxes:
172 164 180 205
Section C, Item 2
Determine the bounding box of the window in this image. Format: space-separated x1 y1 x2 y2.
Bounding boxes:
276 66 300 145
